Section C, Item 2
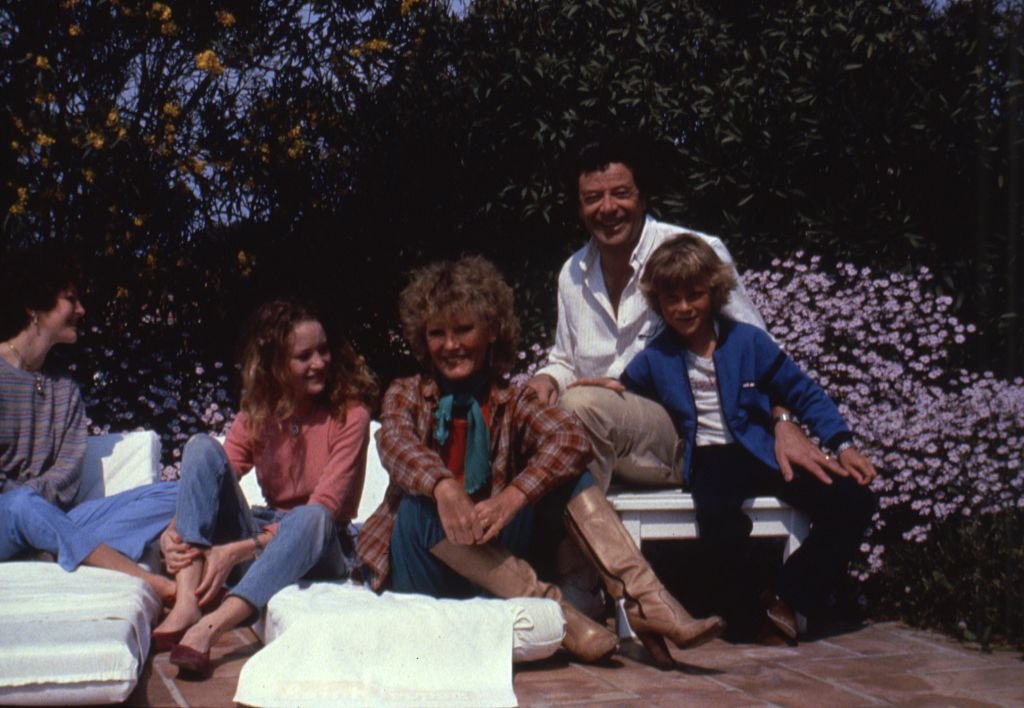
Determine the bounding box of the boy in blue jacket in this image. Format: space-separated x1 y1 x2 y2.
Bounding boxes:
616 233 876 643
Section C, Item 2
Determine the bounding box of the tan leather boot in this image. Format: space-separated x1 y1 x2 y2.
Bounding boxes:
430 539 618 663
564 487 725 654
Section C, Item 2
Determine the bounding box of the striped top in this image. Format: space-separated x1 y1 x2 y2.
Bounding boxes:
0 356 87 510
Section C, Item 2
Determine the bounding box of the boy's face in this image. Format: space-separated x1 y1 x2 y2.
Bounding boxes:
657 277 714 344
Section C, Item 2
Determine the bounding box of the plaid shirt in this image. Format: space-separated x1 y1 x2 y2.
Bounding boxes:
357 374 592 591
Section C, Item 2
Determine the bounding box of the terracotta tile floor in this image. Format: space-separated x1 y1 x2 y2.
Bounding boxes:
128 621 1024 706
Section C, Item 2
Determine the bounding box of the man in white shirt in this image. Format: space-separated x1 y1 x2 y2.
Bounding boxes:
527 134 844 492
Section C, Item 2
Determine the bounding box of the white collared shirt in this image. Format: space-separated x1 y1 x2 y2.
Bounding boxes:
537 217 766 392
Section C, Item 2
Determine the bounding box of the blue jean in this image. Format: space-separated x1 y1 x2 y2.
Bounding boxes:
175 434 351 609
0 482 177 571
388 471 594 597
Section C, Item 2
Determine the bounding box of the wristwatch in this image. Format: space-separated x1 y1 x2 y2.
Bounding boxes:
833 440 855 456
773 411 796 426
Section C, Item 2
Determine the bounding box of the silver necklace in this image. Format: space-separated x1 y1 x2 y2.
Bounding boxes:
4 341 44 395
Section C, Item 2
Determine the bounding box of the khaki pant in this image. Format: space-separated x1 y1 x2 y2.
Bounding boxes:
560 385 684 492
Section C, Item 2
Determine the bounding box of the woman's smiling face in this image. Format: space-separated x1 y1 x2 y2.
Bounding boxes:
425 311 493 381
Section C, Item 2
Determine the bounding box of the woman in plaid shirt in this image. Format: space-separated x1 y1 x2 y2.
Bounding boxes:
357 256 722 667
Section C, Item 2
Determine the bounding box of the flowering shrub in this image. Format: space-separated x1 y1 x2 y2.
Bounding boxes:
741 253 1024 647
743 256 1022 550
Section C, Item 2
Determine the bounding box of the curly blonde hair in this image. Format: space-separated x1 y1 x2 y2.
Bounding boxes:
640 233 737 316
399 256 519 377
238 299 379 438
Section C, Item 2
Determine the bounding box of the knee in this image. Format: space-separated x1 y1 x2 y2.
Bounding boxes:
180 434 227 478
182 433 221 461
1 487 47 519
280 503 335 543
560 385 609 423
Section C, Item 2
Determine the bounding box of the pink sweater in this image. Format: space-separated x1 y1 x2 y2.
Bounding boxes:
224 403 370 526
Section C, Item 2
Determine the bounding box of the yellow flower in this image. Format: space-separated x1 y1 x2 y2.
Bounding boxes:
400 0 418 16
83 168 95 183
216 10 236 27
68 24 82 37
106 110 119 127
362 39 390 53
148 2 172 22
195 49 225 76
349 47 362 59
8 187 28 216
162 102 181 118
35 133 55 147
35 55 50 70
116 127 127 140
161 21 178 36
85 130 104 150
9 140 19 150
133 215 145 227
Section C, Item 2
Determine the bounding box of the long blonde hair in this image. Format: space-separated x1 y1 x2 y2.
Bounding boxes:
238 299 378 438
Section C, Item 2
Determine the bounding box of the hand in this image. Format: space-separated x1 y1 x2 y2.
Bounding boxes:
194 543 238 607
566 376 626 394
526 374 560 405
159 525 200 574
838 446 878 486
774 419 847 485
435 478 484 545
474 486 528 544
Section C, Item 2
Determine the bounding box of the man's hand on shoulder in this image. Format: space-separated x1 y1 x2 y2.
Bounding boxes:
526 374 560 405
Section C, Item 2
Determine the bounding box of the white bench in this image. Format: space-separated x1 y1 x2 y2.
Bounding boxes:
607 488 810 560
605 488 810 638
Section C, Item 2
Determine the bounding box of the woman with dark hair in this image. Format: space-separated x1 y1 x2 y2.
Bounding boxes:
0 248 177 599
358 256 723 668
156 299 377 677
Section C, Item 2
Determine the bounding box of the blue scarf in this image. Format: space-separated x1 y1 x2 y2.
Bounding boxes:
433 374 491 495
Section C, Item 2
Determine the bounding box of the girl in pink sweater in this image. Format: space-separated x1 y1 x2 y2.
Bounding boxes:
155 300 378 677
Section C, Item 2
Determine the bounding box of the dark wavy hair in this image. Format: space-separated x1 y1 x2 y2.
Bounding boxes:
238 299 378 438
0 248 83 340
567 130 655 206
640 233 737 316
399 255 519 377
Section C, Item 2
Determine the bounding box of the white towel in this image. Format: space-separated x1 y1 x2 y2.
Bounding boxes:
235 582 525 707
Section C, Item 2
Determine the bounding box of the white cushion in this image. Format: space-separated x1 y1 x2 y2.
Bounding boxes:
236 581 562 707
75 431 161 504
0 563 161 706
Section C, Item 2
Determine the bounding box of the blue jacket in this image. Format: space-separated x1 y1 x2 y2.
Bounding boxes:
621 319 851 484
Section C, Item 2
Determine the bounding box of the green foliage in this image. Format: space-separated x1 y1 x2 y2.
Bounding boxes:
872 507 1024 652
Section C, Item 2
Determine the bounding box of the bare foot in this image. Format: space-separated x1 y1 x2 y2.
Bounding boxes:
154 601 202 636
